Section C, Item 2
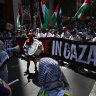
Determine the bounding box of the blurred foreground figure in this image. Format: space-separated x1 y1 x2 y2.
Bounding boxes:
0 40 9 83
38 57 70 96
0 78 12 96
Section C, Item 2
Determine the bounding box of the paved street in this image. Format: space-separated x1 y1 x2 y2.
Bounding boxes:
8 55 96 96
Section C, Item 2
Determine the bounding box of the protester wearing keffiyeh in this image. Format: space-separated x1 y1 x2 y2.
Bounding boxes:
38 57 70 96
0 40 9 83
0 40 6 51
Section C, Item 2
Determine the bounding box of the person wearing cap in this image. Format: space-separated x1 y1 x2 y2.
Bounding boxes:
38 57 70 96
23 32 38 74
69 29 80 41
78 32 83 40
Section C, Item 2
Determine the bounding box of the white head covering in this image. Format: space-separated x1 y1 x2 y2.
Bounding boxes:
0 50 9 67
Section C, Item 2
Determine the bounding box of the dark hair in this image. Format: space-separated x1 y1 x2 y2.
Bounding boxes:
72 29 76 33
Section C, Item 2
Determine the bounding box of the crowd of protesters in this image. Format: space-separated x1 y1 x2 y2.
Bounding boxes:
0 19 96 42
0 19 96 96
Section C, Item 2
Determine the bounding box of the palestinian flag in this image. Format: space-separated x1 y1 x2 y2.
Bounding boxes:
16 3 23 29
51 1 62 26
73 0 91 19
38 0 49 29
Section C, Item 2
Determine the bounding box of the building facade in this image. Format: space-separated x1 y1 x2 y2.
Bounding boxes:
0 0 6 31
0 0 96 31
0 0 20 30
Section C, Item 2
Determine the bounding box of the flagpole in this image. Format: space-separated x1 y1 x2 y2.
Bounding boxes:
30 0 34 27
48 0 54 27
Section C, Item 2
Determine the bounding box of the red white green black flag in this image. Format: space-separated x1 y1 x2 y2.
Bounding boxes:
51 1 62 26
38 0 49 29
16 3 23 29
74 0 91 19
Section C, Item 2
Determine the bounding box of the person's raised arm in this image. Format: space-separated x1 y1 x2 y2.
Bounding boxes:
2 80 12 96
